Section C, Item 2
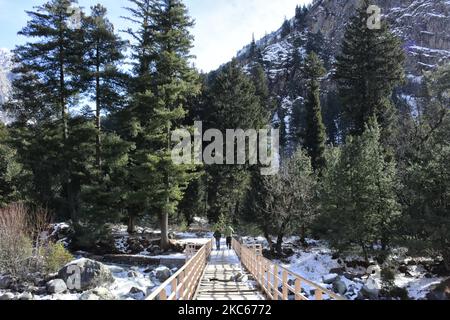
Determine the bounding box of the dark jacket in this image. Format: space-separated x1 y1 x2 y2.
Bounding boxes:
213 231 222 239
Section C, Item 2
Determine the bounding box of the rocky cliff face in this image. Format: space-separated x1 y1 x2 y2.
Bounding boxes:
234 0 449 146
306 0 450 75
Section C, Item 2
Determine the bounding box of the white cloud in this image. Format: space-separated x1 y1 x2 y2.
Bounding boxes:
187 0 311 72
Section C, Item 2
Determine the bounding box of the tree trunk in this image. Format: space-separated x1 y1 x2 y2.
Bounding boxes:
160 121 171 251
276 233 284 255
160 211 170 251
300 223 307 246
127 215 136 234
263 229 273 252
361 242 369 263
95 45 102 168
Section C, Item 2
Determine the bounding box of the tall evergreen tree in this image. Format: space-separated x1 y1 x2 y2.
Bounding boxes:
148 0 200 250
401 64 450 270
303 52 327 171
249 63 273 118
294 5 308 30
124 0 200 249
121 0 158 234
83 4 128 167
13 0 85 140
5 0 86 221
335 0 405 137
203 60 268 223
317 119 401 260
281 18 291 38
0 124 27 207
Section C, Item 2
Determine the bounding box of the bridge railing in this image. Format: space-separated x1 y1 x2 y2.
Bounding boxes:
232 238 345 301
146 239 213 300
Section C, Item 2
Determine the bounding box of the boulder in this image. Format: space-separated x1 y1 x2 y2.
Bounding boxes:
155 266 172 282
332 278 348 295
91 287 116 300
34 287 48 296
46 279 67 294
398 265 409 274
128 271 139 278
44 272 59 283
282 247 295 257
151 245 162 256
79 287 116 300
343 272 365 281
0 292 15 300
128 287 145 299
127 238 145 254
0 275 13 289
426 278 450 300
79 292 100 300
329 267 345 275
18 292 33 300
331 252 340 260
129 287 145 295
58 258 114 291
360 284 380 300
107 265 125 274
322 274 339 285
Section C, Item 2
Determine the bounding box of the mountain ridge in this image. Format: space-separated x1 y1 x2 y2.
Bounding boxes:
232 0 450 148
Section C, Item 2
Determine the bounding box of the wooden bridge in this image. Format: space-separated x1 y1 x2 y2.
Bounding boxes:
146 238 345 301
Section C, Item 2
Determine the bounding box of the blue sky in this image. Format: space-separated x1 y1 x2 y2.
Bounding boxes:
0 0 310 71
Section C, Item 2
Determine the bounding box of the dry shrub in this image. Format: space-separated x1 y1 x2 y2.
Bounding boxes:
0 203 33 277
0 203 53 278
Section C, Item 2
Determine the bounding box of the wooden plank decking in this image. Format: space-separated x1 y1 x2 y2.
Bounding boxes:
195 242 264 301
147 238 344 301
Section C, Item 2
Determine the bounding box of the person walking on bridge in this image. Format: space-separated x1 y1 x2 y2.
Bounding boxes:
213 229 222 250
225 226 234 250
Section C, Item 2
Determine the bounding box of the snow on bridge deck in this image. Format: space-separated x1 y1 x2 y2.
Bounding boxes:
195 240 264 301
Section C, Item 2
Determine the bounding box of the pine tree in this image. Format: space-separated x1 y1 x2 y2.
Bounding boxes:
401 64 450 270
203 60 268 223
249 63 273 118
303 52 327 171
317 119 401 260
124 0 200 249
150 0 200 250
248 34 264 64
6 0 86 221
122 0 157 234
245 150 317 255
13 0 86 140
83 4 128 167
335 0 405 137
281 18 291 38
0 124 26 206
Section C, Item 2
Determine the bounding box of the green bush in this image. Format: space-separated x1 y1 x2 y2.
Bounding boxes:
44 242 74 273
72 223 116 254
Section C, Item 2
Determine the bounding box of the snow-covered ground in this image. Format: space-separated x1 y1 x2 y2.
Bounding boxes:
242 236 448 300
1 227 447 300
0 228 213 301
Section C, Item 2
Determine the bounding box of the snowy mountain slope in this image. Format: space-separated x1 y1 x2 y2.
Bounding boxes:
0 48 13 123
239 0 450 74
234 0 450 136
